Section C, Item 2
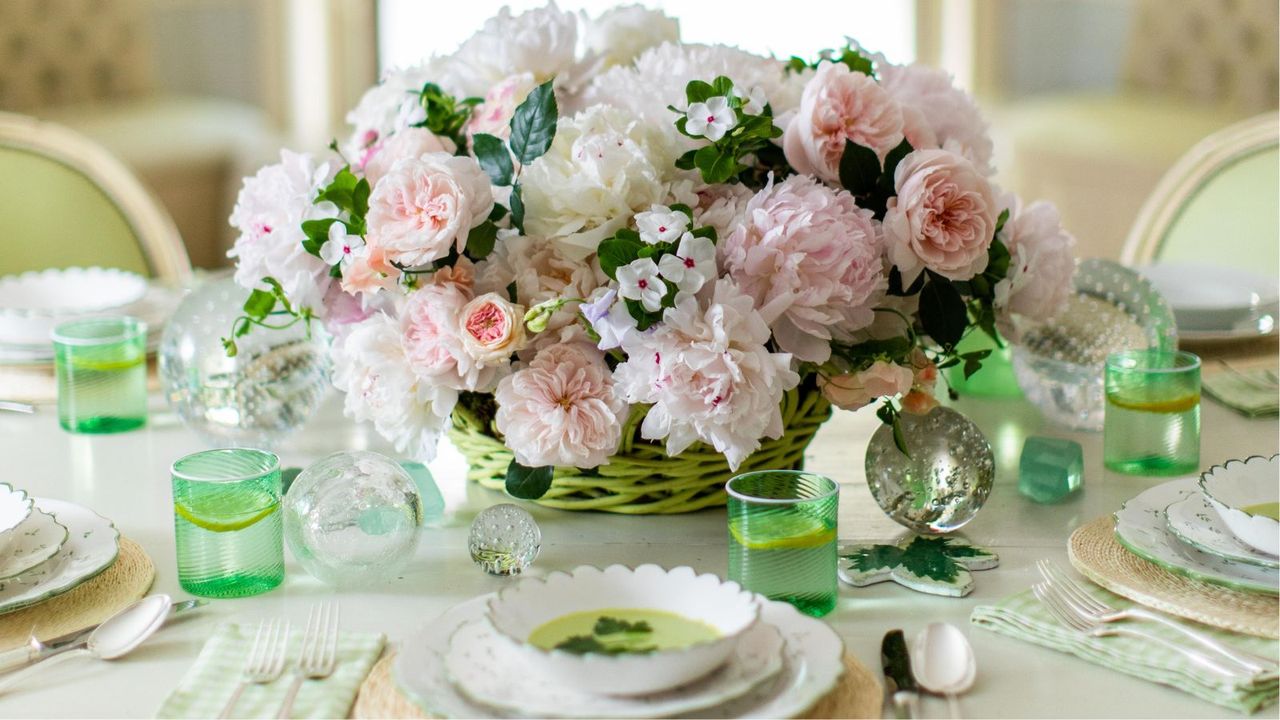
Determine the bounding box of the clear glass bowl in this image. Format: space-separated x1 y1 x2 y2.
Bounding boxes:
1010 259 1178 431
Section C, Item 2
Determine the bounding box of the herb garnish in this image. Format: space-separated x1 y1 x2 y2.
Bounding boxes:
553 616 657 655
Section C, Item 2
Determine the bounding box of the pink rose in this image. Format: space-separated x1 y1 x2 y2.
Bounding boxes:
494 342 628 469
883 149 997 283
366 152 494 268
720 174 886 363
459 292 526 365
465 73 536 144
400 281 497 392
819 360 914 410
362 128 457 187
994 193 1076 323
783 61 904 184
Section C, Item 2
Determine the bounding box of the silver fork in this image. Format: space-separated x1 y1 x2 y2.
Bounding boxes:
219 618 290 719
1032 582 1249 678
1037 560 1277 674
275 603 340 719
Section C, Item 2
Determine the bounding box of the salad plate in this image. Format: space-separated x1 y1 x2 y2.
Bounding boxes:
1165 492 1279 570
1114 478 1278 595
0 508 68 580
0 483 33 553
0 282 179 365
0 499 119 614
394 593 844 719
1138 263 1278 341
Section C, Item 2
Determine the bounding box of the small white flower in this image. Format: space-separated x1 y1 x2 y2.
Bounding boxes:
733 85 768 115
319 223 365 268
685 96 737 141
657 232 717 295
616 258 668 312
635 205 690 245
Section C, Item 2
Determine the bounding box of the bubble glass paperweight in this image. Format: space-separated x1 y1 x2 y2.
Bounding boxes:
468 504 540 575
283 451 423 586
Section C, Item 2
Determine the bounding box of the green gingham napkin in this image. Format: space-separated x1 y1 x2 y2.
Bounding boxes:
157 623 385 719
1203 368 1280 417
971 587 1278 713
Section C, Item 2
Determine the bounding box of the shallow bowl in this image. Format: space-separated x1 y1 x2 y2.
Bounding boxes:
0 483 34 554
484 564 760 696
1199 455 1279 557
0 267 148 346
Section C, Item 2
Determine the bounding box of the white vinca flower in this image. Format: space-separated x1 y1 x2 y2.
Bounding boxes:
635 205 689 245
616 258 667 312
319 223 364 269
581 287 638 350
733 85 768 115
685 96 737 141
657 232 716 295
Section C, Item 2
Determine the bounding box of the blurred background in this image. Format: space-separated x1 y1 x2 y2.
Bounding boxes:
1 0 1275 270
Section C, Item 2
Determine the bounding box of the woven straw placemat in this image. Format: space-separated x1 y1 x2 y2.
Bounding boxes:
1068 516 1278 639
352 651 881 719
0 537 155 650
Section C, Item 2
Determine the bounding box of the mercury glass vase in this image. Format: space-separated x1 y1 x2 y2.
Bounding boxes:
864 406 995 534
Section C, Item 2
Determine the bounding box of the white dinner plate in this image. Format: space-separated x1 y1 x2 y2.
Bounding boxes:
1139 262 1279 340
446 616 784 718
0 268 148 346
0 282 179 365
1165 492 1279 569
1114 479 1279 594
0 508 69 581
0 498 119 614
393 594 845 719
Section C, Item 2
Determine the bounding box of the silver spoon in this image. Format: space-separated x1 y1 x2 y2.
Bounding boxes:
913 622 976 718
0 594 171 693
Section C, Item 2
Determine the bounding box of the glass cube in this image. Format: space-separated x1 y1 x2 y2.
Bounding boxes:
1019 437 1083 503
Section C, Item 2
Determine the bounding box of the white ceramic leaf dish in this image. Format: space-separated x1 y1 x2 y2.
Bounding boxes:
0 508 68 580
1164 492 1278 569
1198 455 1279 557
0 483 33 552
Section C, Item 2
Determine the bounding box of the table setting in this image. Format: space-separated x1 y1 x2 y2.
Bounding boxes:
0 3 1277 718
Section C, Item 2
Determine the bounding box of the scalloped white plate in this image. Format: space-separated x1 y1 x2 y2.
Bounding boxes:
0 508 68 580
1165 492 1278 569
0 483 32 541
0 267 148 346
0 498 119 614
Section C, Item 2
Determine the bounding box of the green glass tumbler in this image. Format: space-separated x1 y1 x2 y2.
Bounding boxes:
1104 350 1201 476
171 449 285 598
52 316 148 433
727 470 839 617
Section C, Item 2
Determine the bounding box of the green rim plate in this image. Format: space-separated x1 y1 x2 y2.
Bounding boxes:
0 498 120 614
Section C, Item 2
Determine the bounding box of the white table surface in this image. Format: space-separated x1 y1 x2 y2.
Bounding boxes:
0 387 1275 719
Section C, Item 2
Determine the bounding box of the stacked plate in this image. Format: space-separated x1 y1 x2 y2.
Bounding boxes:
0 483 121 614
392 565 846 718
1140 262 1279 342
1114 456 1279 594
0 267 179 365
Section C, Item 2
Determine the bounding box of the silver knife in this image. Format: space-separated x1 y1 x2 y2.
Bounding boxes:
0 598 207 673
882 629 921 719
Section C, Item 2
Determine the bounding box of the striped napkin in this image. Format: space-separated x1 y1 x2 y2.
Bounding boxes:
157 623 385 719
971 587 1278 713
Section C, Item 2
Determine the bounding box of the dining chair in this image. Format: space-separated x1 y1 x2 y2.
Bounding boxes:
1121 113 1279 272
0 111 192 282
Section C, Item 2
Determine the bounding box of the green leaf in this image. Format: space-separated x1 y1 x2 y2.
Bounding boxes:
918 277 967 348
509 80 558 165
891 413 910 457
301 218 340 257
242 289 276 321
353 177 371 218
504 461 554 499
986 237 1011 279
488 203 508 222
886 266 925 297
879 138 913 191
509 184 525 233
471 133 514 186
841 544 904 573
685 80 714 104
709 75 734 97
994 208 1010 236
597 235 645 279
594 617 652 636
466 220 499 259
838 140 881 196
220 337 238 357
837 46 876 76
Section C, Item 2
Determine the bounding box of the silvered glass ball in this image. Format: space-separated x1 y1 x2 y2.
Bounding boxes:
865 407 995 534
283 451 422 586
468 503 540 575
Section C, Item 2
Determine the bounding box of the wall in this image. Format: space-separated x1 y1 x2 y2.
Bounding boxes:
999 0 1135 97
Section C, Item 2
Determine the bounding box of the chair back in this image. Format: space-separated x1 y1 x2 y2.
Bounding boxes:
0 111 191 282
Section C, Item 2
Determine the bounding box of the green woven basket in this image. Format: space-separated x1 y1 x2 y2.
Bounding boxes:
448 385 832 514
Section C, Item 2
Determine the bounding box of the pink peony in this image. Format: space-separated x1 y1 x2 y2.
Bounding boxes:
475 234 605 333
400 280 498 392
879 62 994 176
783 61 904 184
495 342 628 469
365 152 494 268
465 72 537 143
362 128 457 187
994 193 1076 323
883 149 997 284
459 292 527 365
720 174 886 363
818 360 913 410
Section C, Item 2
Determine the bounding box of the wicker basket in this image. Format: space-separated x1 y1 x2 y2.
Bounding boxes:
448 385 832 514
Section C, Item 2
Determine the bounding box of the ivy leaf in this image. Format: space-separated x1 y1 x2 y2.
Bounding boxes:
509 184 525 233
918 277 967 349
961 349 992 380
466 220 499 260
242 289 276 321
597 235 645 280
505 461 554 499
509 79 558 165
838 140 881 197
472 133 514 187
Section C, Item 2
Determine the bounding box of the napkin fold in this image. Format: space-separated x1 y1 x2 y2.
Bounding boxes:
156 623 385 719
1203 367 1279 417
971 587 1278 713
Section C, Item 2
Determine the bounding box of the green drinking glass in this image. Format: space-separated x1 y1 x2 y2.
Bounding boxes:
52 316 148 433
1104 349 1201 476
171 449 285 598
727 470 839 617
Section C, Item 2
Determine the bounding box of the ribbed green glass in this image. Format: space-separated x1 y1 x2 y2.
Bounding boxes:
1104 350 1201 476
727 471 839 617
171 449 284 598
52 316 148 433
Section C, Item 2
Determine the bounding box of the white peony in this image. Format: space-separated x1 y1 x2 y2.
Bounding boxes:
994 193 1077 324
228 150 339 314
613 278 800 469
440 2 581 98
521 105 679 259
582 5 680 69
343 61 447 163
475 233 606 333
331 313 452 461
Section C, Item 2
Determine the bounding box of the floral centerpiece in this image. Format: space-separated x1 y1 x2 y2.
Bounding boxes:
225 3 1075 512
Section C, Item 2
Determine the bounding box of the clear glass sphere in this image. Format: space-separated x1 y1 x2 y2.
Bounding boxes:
283 451 422 586
468 503 540 575
158 275 331 448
